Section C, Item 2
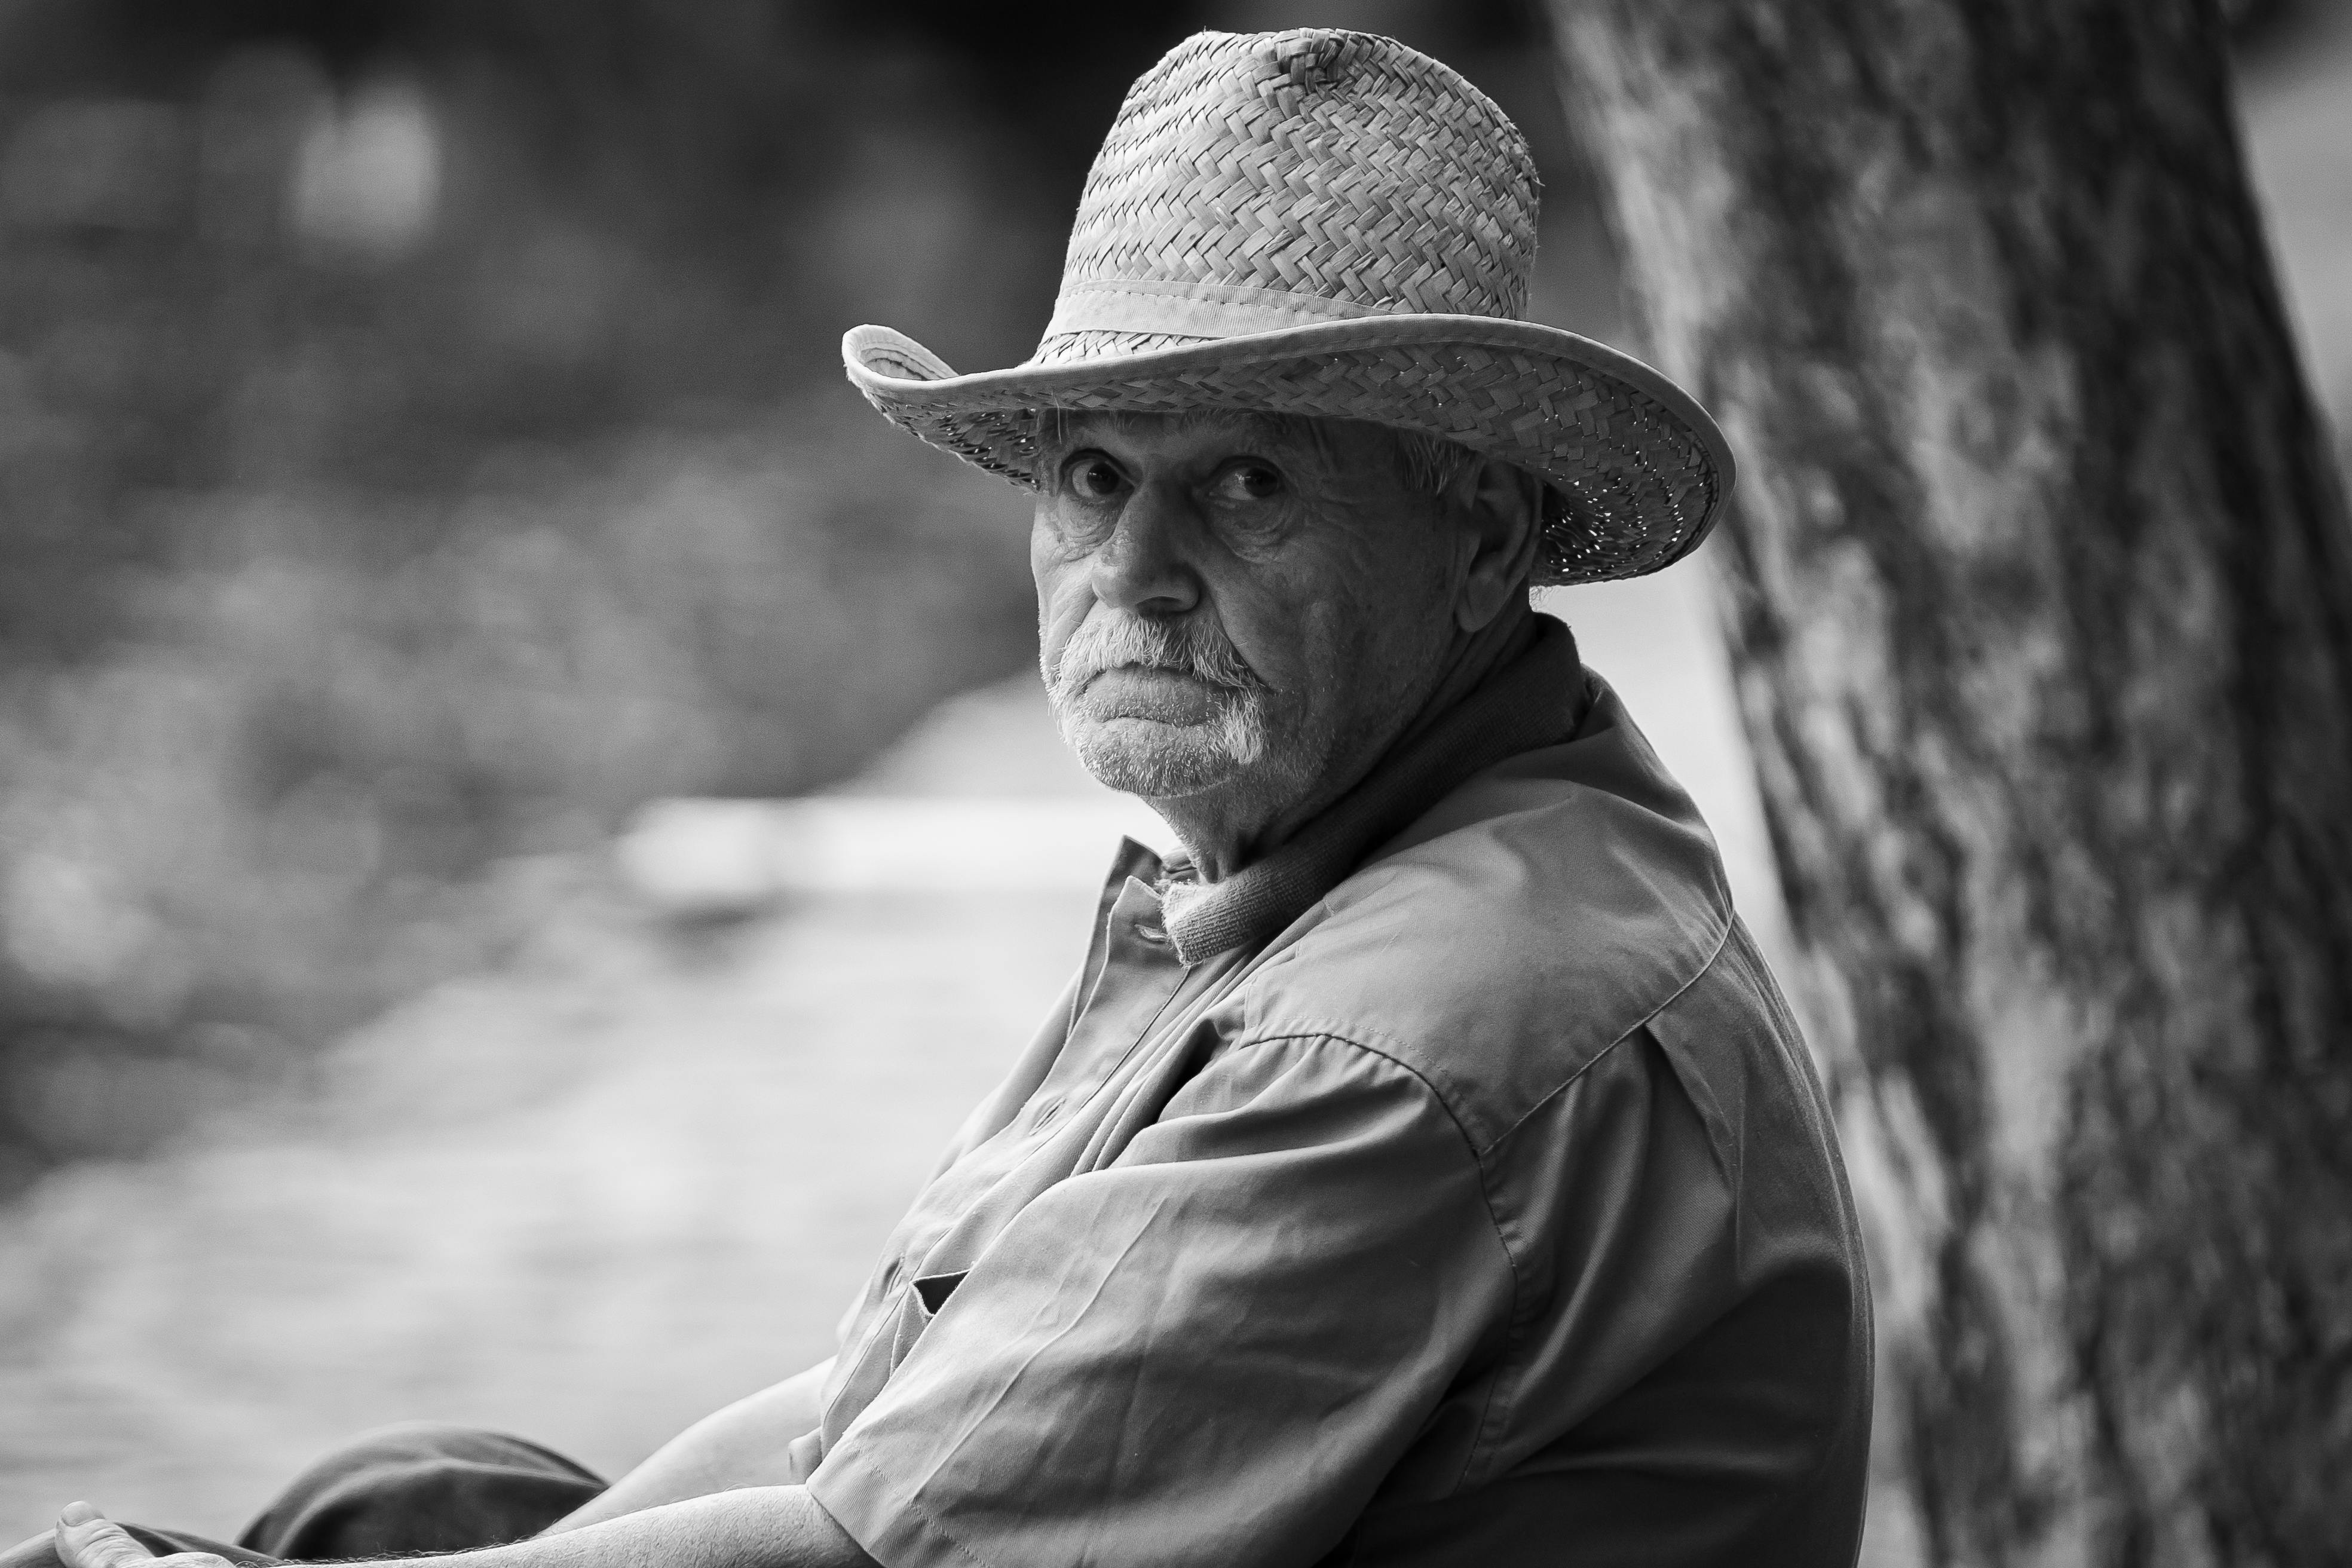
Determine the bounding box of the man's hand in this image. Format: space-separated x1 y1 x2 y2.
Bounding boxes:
46 1487 871 1568
51 1505 228 1568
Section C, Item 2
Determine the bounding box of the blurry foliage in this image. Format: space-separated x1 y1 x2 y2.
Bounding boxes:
0 0 1202 1187
0 0 1584 1188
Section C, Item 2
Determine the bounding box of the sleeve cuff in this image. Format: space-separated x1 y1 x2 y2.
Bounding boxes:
806 1442 996 1568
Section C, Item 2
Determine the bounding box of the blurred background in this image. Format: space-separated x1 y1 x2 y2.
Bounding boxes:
0 1 2344 1561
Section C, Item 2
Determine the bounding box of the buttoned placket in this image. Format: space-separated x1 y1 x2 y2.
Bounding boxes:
860 869 1199 1342
1025 873 1191 1131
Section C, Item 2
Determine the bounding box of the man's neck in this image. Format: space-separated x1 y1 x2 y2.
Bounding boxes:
1154 598 1541 882
1392 598 1541 759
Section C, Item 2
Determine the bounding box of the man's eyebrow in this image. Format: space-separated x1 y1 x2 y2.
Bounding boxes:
1031 411 1346 480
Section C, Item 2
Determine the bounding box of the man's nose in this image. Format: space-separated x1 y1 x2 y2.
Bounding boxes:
1088 484 1200 615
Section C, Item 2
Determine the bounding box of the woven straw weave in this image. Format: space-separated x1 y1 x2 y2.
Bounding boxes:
1034 30 1536 358
842 29 1731 587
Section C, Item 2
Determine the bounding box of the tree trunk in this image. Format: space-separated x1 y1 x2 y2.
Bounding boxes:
1541 3 2352 1564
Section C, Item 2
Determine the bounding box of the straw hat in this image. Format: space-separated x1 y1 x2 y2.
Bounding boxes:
841 28 1733 586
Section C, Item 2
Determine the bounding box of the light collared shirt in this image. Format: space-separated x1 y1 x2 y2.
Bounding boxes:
795 617 1872 1567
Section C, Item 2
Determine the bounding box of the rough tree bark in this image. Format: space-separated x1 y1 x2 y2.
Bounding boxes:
1542 3 2352 1565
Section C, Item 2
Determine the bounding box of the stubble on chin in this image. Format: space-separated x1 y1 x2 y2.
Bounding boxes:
1054 682 1270 799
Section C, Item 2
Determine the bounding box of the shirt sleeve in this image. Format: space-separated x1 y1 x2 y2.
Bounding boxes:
804 1030 1514 1568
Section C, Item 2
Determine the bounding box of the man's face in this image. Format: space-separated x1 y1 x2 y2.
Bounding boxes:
1033 411 1462 818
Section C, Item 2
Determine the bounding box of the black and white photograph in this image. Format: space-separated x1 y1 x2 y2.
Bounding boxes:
2 2 2348 1566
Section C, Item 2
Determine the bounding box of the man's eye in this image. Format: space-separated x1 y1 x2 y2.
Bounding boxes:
1064 455 1126 501
1211 463 1282 503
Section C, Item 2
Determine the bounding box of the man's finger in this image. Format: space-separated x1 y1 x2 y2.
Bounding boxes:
53 1506 155 1568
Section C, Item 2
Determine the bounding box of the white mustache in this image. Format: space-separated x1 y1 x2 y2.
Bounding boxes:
1046 612 1263 698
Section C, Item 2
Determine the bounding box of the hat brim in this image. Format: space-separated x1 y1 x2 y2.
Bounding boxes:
841 314 1735 587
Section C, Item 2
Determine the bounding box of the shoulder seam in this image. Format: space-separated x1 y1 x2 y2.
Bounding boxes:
1477 913 1735 1158
1219 1027 1493 1187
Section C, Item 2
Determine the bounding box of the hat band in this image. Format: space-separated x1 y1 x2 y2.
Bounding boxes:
1041 277 1392 344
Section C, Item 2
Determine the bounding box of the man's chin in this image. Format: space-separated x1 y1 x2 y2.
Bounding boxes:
1065 716 1251 799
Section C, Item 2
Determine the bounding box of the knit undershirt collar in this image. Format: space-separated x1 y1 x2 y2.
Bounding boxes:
1156 614 1587 964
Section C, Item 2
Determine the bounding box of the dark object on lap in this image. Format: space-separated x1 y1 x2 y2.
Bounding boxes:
6 1425 603 1567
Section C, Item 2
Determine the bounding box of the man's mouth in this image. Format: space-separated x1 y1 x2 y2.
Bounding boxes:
1074 664 1225 725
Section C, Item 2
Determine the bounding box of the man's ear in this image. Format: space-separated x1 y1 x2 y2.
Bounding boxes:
1451 457 1544 632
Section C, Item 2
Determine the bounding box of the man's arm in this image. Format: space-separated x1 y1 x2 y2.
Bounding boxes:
805 1033 1514 1568
43 1359 860 1568
541 1358 835 1533
55 1490 875 1568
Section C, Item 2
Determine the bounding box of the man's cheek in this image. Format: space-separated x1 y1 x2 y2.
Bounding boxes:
1037 571 1098 673
1030 520 1082 607
1210 587 1308 697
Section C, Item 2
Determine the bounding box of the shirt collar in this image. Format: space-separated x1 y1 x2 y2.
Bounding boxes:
1156 613 1587 964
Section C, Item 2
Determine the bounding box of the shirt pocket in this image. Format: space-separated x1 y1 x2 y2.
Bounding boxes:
913 1270 969 1315
886 1269 970 1365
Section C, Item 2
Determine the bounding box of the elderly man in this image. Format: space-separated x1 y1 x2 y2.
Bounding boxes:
29 27 1870 1568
